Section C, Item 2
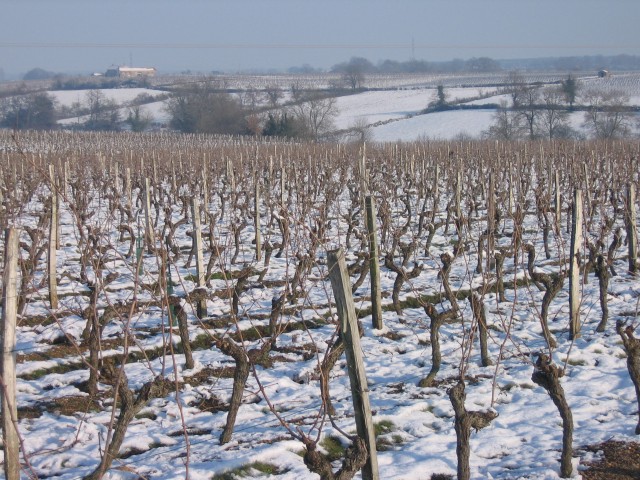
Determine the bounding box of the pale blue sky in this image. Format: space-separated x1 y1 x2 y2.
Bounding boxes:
1 0 639 76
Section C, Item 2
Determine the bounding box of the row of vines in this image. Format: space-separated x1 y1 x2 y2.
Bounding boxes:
0 130 639 479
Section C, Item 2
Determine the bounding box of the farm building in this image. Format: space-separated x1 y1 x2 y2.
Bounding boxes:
105 66 157 78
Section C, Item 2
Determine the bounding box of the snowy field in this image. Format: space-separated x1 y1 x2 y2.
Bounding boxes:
333 88 498 131
369 110 496 142
50 88 167 108
1 134 639 479
47 71 640 141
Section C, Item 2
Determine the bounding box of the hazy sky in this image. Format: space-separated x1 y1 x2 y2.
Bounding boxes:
2 0 639 76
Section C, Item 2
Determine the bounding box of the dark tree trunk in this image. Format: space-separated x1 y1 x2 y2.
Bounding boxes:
172 297 194 369
418 302 454 387
494 251 506 303
216 336 273 445
384 253 423 315
303 437 368 480
470 293 492 367
476 233 486 274
448 381 498 480
84 369 169 480
320 335 345 416
616 322 640 434
217 338 250 445
595 254 610 333
524 244 564 349
320 321 363 415
531 354 574 477
543 221 551 260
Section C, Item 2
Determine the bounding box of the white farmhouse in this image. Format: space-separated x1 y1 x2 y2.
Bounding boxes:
105 66 157 78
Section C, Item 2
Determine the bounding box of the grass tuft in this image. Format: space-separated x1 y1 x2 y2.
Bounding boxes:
320 435 346 462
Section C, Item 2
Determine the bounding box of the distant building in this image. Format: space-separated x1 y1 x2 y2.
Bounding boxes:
105 66 157 78
598 69 610 78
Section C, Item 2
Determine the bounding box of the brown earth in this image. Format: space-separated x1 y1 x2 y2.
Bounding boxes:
581 440 640 479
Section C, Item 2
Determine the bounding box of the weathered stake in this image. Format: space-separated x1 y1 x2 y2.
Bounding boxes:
365 196 383 330
327 249 379 480
554 171 561 233
627 183 638 273
254 181 262 262
569 189 582 340
191 197 207 318
143 177 155 253
2 228 20 480
48 164 59 309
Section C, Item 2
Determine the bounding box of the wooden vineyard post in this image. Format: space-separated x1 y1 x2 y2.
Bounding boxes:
226 157 235 193
432 164 440 223
63 160 69 198
125 167 132 211
152 158 158 186
171 161 177 194
201 167 209 224
191 197 207 319
113 162 120 195
280 163 286 207
48 164 59 309
554 171 561 234
508 170 515 218
583 163 592 217
455 169 462 219
50 163 61 249
2 228 20 480
143 177 155 253
254 181 262 262
365 196 383 330
486 172 496 271
569 189 583 340
627 183 638 274
327 249 379 480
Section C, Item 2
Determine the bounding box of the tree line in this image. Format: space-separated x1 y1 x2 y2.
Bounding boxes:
482 73 638 140
2 71 638 141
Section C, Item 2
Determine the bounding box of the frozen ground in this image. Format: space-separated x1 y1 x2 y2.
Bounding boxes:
50 88 167 108
49 73 640 140
2 147 639 479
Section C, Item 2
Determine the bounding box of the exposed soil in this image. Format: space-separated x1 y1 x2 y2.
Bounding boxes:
581 440 640 479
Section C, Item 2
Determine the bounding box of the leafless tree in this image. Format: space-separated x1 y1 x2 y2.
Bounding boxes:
85 89 120 131
505 70 528 108
582 89 634 139
332 56 373 90
165 79 247 134
516 86 541 139
483 101 525 140
538 88 574 140
290 91 338 140
265 84 284 108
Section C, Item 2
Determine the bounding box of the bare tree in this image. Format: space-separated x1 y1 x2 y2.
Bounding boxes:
265 84 284 108
349 117 372 144
290 91 338 140
582 89 634 139
0 92 57 130
539 88 574 140
85 89 120 131
561 74 579 109
332 57 373 91
516 86 541 139
126 105 152 132
483 100 525 140
165 78 247 134
505 70 528 108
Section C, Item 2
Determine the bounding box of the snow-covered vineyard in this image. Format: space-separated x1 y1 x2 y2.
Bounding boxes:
0 131 639 479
